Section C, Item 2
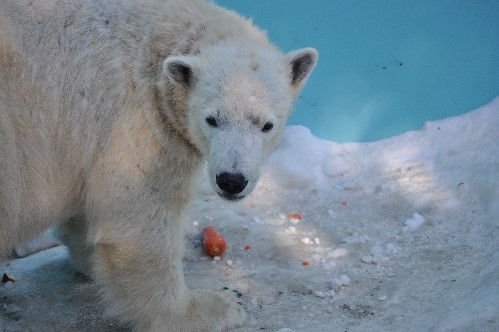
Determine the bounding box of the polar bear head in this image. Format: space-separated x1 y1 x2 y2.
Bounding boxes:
162 43 317 200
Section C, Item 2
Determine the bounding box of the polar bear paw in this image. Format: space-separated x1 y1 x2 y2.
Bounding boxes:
146 288 246 331
187 288 247 331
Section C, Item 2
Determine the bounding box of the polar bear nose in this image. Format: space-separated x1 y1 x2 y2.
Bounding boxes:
216 172 248 197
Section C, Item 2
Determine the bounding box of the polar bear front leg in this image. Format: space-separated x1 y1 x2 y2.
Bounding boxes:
90 214 246 331
57 216 94 276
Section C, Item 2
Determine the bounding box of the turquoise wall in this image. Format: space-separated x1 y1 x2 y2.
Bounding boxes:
215 0 499 142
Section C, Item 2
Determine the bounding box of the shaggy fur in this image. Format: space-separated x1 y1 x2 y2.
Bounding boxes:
0 0 317 330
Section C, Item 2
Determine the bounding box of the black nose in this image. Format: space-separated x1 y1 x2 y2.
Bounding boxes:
216 172 248 196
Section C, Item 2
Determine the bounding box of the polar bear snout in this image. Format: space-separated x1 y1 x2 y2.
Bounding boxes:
216 172 248 200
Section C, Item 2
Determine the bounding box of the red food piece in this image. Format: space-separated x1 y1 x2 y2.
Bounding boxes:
287 213 302 221
302 261 310 266
202 227 227 257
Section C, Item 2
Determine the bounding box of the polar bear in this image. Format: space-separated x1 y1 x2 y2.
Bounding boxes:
0 0 317 330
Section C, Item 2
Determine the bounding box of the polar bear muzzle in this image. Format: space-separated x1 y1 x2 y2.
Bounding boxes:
216 172 248 200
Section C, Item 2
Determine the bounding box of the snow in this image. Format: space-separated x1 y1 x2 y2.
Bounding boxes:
264 126 330 189
403 212 426 231
1 97 499 331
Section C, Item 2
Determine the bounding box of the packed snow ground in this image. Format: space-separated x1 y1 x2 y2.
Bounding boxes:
1 98 498 331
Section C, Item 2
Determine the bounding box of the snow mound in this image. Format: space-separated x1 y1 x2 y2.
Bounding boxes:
264 126 347 190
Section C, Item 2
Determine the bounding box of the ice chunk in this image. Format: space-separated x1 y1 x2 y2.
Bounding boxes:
300 237 311 245
252 216 264 225
330 275 351 291
328 248 348 258
404 213 425 231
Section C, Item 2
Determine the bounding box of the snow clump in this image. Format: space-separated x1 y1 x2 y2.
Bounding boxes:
403 213 426 231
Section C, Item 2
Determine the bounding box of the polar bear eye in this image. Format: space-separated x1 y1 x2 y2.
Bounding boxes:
206 116 218 128
262 122 274 133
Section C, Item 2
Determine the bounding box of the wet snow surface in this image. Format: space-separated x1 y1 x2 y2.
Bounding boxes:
1 98 498 331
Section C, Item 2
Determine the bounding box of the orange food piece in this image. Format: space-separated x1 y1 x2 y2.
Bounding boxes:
302 261 310 266
202 227 227 257
287 213 302 220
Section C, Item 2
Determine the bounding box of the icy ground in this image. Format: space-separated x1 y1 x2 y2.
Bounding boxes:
1 97 498 331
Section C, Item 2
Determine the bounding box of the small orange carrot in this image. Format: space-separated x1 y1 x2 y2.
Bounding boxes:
287 213 302 220
287 213 302 224
202 227 227 257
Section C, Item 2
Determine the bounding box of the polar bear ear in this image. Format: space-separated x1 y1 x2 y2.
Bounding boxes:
287 48 318 89
163 56 199 88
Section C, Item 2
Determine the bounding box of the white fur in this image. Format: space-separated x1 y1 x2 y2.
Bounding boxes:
0 0 317 330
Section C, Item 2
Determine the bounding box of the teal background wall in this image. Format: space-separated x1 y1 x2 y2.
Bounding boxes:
215 0 499 142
